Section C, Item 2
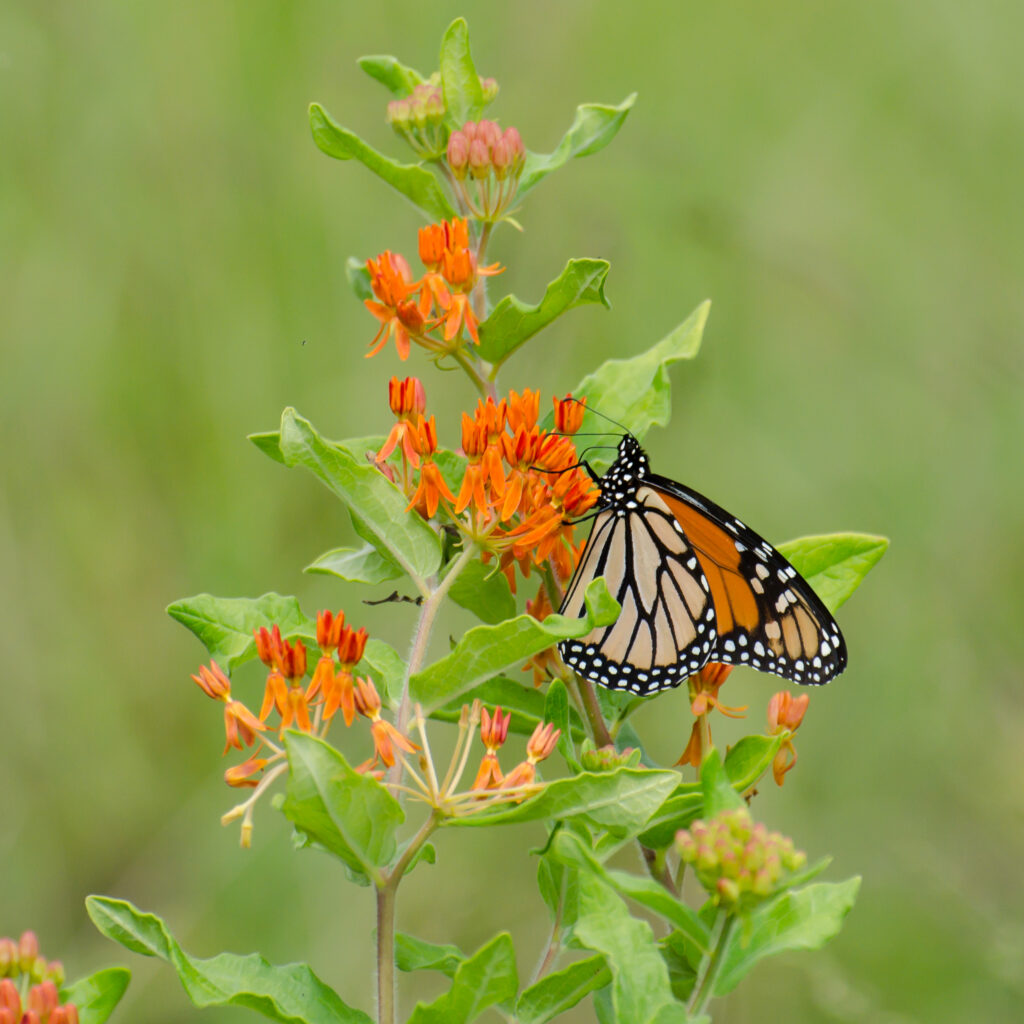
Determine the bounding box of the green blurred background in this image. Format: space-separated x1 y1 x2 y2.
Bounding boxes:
3 1 1023 1021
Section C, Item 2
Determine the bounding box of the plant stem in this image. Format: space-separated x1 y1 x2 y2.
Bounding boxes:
577 674 614 748
376 883 397 1024
686 910 736 1017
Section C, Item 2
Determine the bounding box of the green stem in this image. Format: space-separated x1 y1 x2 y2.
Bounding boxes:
577 674 614 748
686 910 736 1017
376 884 397 1024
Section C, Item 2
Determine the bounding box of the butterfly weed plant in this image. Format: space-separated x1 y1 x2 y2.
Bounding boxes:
86 19 888 1024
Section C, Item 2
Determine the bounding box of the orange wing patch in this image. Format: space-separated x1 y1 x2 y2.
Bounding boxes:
658 491 760 634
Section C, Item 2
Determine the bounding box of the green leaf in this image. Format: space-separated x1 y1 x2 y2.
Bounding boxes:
552 830 710 962
357 54 425 96
359 639 406 704
62 967 131 1024
635 783 703 850
712 878 861 996
723 734 785 794
281 733 404 884
345 257 373 301
659 931 698 1002
406 933 518 1024
86 896 371 1023
309 104 456 221
166 593 314 672
444 556 516 624
438 18 484 125
517 95 637 201
249 430 287 465
395 933 466 978
544 678 579 769
305 544 403 586
565 301 710 473
409 577 619 709
701 748 744 817
446 766 677 834
516 956 611 1024
776 533 889 614
279 408 442 583
572 872 687 1024
476 259 611 366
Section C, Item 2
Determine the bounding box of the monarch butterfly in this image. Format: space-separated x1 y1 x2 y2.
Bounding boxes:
558 434 846 695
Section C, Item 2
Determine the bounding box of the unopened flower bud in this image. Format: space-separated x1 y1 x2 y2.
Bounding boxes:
490 138 512 180
387 98 411 128
502 126 524 169
0 979 19 1014
0 939 14 976
468 138 490 180
479 77 499 103
18 933 38 973
477 119 501 148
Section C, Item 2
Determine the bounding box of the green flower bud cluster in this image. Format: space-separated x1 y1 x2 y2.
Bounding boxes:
386 74 498 160
676 808 806 910
579 738 642 772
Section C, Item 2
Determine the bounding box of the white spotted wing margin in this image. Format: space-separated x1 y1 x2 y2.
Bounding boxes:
557 492 718 697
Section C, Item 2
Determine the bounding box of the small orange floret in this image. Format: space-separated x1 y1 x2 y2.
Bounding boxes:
316 609 345 651
553 394 586 435
480 706 510 751
192 660 231 700
223 700 265 753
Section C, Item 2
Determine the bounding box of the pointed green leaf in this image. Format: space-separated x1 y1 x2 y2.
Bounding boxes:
85 897 371 1023
406 933 517 1024
305 544 403 586
444 556 516 624
395 933 466 978
279 408 441 582
701 748 744 817
712 878 861 996
635 784 703 850
573 872 687 1024
516 956 611 1024
517 95 637 201
249 430 287 465
445 766 677 833
281 733 404 884
309 104 456 221
409 577 619 708
357 54 425 96
61 967 130 1024
565 301 710 473
552 830 710 962
723 734 785 794
438 19 484 125
776 533 889 614
166 593 314 672
476 259 611 365
345 256 373 301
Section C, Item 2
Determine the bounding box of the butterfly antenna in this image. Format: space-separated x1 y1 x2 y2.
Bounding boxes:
567 396 635 439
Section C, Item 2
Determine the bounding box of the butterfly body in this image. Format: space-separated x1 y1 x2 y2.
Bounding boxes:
558 436 846 696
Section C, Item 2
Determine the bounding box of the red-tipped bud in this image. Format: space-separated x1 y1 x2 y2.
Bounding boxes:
386 98 411 128
446 131 470 178
490 138 511 179
553 394 586 435
480 707 510 751
502 126 524 167
191 661 232 700
337 625 368 668
316 609 345 650
479 76 499 103
461 120 478 142
28 981 58 1016
387 376 426 419
411 414 440 457
477 119 501 148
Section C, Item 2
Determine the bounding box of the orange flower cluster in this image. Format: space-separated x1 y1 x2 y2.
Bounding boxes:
376 378 599 590
191 612 415 791
677 663 747 769
0 932 76 1024
364 218 502 361
469 707 560 800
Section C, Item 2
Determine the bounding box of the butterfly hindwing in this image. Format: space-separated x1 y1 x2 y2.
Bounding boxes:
558 495 718 695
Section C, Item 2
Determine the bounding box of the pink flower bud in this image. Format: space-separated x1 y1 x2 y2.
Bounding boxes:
447 130 469 178
468 138 491 180
461 121 478 142
491 138 511 179
477 119 501 148
18 932 38 973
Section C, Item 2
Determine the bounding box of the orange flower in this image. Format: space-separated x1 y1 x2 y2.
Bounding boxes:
507 388 540 432
316 609 346 651
407 416 455 518
553 394 586 435
689 663 746 718
192 660 232 700
353 677 420 767
223 700 266 753
767 691 810 786
225 756 268 788
319 623 367 726
364 251 425 360
502 721 561 796
378 377 427 468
